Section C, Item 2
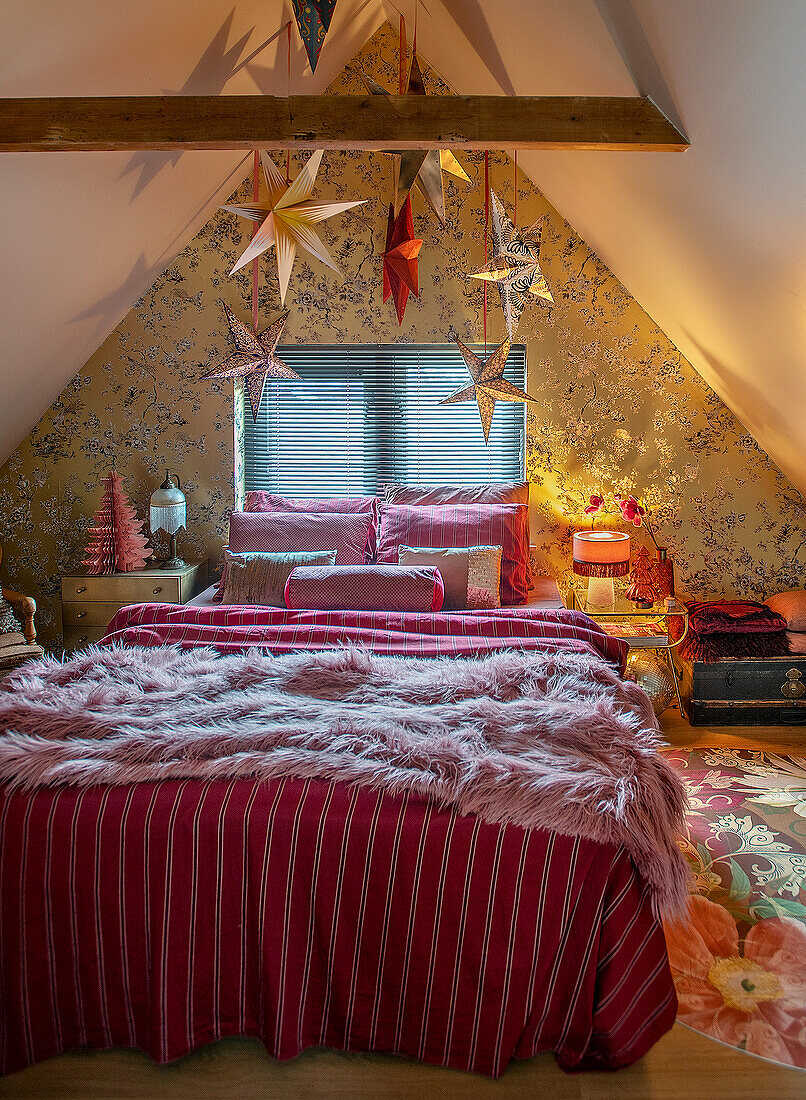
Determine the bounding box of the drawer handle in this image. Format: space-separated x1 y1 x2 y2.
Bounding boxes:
152 586 163 595
781 668 805 699
76 586 87 594
76 611 86 619
78 635 88 645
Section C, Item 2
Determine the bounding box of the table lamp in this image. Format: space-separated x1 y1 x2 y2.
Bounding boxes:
572 530 631 610
149 471 187 569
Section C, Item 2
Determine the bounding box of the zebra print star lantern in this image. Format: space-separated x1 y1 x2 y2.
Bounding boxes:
468 191 554 340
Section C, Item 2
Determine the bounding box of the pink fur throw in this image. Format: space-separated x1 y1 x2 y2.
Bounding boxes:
0 644 689 916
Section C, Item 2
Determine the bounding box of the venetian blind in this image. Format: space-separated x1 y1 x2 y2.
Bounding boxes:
243 344 527 497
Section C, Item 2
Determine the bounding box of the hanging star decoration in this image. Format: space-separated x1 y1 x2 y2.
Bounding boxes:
202 303 299 422
382 196 423 324
291 0 337 74
361 53 470 224
468 191 554 339
440 337 537 444
220 149 366 304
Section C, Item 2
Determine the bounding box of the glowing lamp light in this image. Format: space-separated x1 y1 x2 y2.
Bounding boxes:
572 530 631 610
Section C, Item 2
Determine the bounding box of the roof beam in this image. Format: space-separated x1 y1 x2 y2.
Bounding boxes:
0 95 688 152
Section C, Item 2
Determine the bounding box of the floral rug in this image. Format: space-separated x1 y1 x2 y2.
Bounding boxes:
663 749 806 1069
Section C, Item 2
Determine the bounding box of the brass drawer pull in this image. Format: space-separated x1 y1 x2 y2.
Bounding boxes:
78 635 88 645
152 586 162 595
76 586 87 594
781 668 805 699
76 611 86 619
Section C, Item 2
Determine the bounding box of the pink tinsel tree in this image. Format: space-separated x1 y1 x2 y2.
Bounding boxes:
82 470 150 574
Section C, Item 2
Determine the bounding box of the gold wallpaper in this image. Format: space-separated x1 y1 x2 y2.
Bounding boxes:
1 23 804 647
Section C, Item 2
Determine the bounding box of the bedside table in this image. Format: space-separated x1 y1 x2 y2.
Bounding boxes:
61 561 207 650
568 586 689 711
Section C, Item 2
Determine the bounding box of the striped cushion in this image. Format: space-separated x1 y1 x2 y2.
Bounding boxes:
221 550 337 606
285 564 444 612
229 511 374 565
377 503 530 605
245 492 379 558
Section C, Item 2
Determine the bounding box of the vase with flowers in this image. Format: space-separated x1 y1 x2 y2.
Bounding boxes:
617 493 675 599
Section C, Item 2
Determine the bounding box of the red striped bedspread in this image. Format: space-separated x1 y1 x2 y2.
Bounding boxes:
0 606 673 1077
100 602 628 670
0 776 675 1078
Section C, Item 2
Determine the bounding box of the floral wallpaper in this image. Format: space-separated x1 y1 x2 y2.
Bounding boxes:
1 23 804 647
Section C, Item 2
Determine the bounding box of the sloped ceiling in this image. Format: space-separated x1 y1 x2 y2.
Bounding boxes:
2 1 805 496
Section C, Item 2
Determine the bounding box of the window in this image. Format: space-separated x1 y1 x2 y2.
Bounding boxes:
242 344 527 497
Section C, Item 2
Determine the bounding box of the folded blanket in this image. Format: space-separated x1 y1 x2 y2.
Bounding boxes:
0 643 689 916
680 599 789 662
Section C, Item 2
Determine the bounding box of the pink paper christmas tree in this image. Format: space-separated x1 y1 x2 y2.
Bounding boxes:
82 470 150 574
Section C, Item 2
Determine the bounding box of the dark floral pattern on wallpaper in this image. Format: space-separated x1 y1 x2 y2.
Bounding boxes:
0 22 803 644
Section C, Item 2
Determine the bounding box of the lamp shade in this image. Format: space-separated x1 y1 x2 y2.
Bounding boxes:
150 471 186 536
572 530 630 577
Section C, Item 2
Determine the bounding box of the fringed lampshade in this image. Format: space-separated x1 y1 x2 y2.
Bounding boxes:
149 471 187 569
572 530 631 610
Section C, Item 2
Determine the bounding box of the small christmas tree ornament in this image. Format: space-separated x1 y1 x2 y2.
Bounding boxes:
82 470 151 575
626 546 659 608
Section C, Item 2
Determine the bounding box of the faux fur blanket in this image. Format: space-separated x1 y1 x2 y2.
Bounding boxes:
0 644 689 915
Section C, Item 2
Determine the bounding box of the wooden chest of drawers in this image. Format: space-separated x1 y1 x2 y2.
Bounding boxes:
61 562 206 650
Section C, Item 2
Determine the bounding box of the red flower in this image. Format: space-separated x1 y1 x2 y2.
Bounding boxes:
584 494 604 515
619 494 645 526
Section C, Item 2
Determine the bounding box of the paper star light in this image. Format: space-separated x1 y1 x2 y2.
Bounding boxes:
291 0 337 73
382 197 423 325
220 149 366 304
440 337 537 444
202 303 299 421
469 191 554 339
361 55 470 224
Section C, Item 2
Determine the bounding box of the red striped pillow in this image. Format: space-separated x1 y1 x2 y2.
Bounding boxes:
384 482 529 507
228 511 374 565
284 564 444 612
244 493 379 558
377 503 530 605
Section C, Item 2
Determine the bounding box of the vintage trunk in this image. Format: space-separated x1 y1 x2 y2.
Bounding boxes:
675 653 806 726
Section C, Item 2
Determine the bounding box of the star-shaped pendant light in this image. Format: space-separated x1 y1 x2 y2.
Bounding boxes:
382 197 423 324
202 304 299 421
468 191 554 339
220 149 366 304
361 54 470 224
440 337 538 444
291 0 337 74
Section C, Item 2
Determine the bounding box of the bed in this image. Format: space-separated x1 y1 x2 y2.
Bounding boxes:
0 600 686 1080
0 491 687 1079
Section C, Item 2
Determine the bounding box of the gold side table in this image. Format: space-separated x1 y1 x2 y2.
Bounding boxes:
568 583 689 712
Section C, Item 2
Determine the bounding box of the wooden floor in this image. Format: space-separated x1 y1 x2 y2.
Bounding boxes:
2 709 804 1100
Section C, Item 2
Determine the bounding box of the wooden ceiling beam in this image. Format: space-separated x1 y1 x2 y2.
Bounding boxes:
0 95 688 152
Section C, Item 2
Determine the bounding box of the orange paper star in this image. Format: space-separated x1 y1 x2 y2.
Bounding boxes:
440 337 537 444
202 303 299 421
382 197 422 325
220 150 366 304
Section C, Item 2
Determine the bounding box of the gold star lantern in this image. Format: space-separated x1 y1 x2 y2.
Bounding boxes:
440 337 538 444
202 303 299 422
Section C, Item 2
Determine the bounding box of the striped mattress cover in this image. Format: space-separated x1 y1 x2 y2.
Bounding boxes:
0 603 676 1077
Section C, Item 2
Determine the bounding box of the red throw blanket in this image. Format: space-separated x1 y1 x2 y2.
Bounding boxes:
100 603 629 671
680 599 789 661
